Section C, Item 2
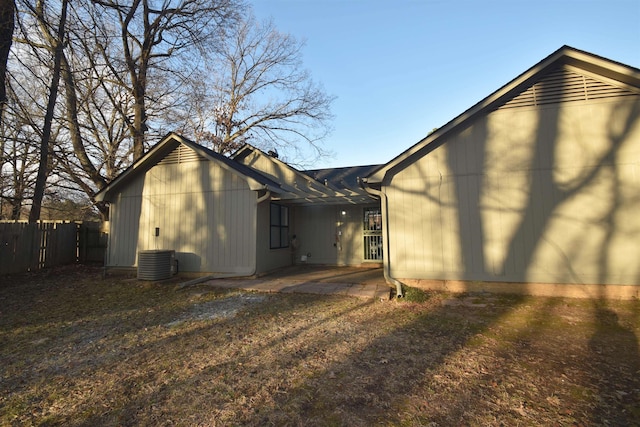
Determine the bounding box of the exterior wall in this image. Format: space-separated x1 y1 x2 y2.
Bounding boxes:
386 96 640 286
255 199 293 274
293 204 379 266
238 150 309 189
107 157 257 274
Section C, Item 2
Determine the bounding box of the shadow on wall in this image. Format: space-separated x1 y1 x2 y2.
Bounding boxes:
175 252 201 273
110 175 144 267
444 76 640 285
389 76 640 287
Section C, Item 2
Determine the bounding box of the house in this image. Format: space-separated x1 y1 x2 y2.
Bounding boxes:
96 46 640 298
364 45 640 298
95 133 382 277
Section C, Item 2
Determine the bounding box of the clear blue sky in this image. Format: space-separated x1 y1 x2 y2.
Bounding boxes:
251 0 640 168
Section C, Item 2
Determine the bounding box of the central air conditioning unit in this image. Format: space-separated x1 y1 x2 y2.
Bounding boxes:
137 249 176 281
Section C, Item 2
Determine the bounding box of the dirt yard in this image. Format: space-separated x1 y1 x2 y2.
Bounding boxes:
1 266 639 426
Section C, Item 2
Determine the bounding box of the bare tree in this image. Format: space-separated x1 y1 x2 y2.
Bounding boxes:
27 0 68 223
0 0 14 128
3 1 333 222
4 0 69 220
0 117 39 220
3 0 242 220
50 0 242 219
180 15 335 162
0 0 15 216
91 0 242 160
1 47 47 220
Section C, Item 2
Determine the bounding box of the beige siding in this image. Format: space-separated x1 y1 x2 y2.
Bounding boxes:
238 151 308 190
107 154 257 274
294 204 378 265
107 175 144 267
255 200 292 274
387 96 640 285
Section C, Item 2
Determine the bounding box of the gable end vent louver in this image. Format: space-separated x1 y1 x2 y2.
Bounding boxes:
159 143 206 165
498 66 637 110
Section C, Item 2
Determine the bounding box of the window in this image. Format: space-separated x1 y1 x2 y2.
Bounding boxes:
270 203 289 249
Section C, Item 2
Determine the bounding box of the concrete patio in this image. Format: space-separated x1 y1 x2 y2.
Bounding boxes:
199 265 392 300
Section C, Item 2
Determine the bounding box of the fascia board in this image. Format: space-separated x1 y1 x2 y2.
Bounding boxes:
95 133 283 202
366 46 639 185
176 136 283 193
233 144 339 197
94 133 180 202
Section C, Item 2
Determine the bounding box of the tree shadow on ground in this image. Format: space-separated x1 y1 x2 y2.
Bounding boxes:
246 293 530 426
2 269 639 426
248 294 640 426
588 302 640 423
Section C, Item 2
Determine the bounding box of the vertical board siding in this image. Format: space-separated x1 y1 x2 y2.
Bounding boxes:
255 201 292 274
294 205 335 264
294 204 377 266
107 152 257 274
387 96 640 285
238 151 304 190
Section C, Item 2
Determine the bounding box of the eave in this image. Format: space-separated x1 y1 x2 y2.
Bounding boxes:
365 45 640 186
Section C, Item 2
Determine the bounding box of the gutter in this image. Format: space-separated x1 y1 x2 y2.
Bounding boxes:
256 189 271 204
361 180 404 299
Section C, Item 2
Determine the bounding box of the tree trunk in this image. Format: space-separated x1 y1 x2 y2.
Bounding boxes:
29 0 68 223
0 0 13 128
10 196 22 220
59 53 106 190
132 82 147 160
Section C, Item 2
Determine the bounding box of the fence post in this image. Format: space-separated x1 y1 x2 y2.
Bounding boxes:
81 223 87 263
0 221 108 275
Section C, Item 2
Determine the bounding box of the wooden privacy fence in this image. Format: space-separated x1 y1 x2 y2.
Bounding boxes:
0 221 107 275
77 222 108 264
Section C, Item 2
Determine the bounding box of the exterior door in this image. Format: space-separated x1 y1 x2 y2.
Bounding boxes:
363 208 383 261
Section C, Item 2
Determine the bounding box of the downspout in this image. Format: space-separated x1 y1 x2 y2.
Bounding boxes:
256 189 271 204
362 181 404 298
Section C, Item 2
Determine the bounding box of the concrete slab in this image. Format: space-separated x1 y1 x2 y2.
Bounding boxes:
195 266 391 300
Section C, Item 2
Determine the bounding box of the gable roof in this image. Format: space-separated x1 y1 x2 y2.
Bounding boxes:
304 164 381 192
233 144 379 205
95 133 379 206
365 45 640 185
232 144 336 198
95 133 283 202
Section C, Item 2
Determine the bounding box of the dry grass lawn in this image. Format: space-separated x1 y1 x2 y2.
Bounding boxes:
1 265 639 426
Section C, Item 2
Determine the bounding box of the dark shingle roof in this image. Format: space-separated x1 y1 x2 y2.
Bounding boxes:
179 137 283 191
303 165 382 193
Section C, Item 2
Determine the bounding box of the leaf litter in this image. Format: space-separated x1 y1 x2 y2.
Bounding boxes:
1 265 639 426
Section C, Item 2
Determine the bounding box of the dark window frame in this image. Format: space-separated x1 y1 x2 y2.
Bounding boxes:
270 203 289 249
